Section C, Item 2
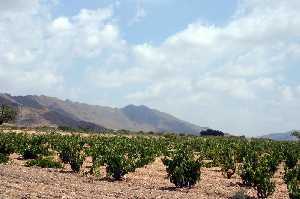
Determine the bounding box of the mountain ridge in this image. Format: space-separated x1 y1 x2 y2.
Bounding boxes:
0 93 206 134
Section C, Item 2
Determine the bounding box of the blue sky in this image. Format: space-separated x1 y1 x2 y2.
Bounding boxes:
54 0 238 44
0 0 300 136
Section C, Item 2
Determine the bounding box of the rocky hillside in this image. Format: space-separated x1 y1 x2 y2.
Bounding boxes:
0 93 205 134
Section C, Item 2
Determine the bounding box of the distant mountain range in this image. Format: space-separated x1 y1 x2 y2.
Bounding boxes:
0 93 206 134
261 131 299 141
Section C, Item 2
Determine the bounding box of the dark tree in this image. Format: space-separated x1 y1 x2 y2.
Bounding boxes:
200 129 224 136
292 131 300 140
0 105 17 125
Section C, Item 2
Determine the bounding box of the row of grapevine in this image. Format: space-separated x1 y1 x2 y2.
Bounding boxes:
0 130 299 198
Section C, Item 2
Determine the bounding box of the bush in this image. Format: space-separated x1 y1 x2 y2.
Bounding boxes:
285 150 298 169
239 151 257 186
0 153 9 164
0 104 17 125
105 152 135 180
89 138 139 180
255 170 275 199
25 157 63 168
162 147 201 188
0 133 16 155
220 149 236 179
87 136 160 181
239 153 276 199
52 135 85 173
19 135 50 159
284 165 300 199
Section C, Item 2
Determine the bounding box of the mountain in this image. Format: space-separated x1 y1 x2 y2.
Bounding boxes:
0 93 206 134
261 131 299 141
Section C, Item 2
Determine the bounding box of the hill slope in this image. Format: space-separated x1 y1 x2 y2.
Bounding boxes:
0 93 205 134
261 131 299 141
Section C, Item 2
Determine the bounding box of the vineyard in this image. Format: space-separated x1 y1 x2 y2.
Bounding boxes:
0 128 299 199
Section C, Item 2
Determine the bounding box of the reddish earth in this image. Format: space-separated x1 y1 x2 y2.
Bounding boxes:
0 154 289 199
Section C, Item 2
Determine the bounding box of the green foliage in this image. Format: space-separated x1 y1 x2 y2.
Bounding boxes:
240 150 257 186
105 151 134 180
0 132 18 155
239 152 277 198
19 135 50 159
220 148 236 179
292 131 300 140
0 128 299 195
0 104 17 125
88 136 159 180
51 135 85 173
25 157 63 168
284 165 300 199
162 146 201 188
0 153 9 164
285 150 298 169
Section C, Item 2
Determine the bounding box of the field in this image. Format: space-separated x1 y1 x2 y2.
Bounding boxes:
0 127 299 199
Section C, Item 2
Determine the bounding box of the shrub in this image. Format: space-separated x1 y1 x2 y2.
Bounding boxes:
285 150 298 169
0 153 9 164
220 149 236 179
88 136 160 180
52 135 85 173
0 104 17 125
105 152 135 180
254 169 275 199
25 157 63 168
239 153 276 199
0 133 17 155
284 165 300 199
89 139 139 180
162 147 201 188
239 151 257 186
19 135 50 159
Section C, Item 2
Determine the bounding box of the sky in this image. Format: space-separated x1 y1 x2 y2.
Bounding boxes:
0 0 300 136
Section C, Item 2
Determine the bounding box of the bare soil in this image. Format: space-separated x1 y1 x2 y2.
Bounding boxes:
0 154 289 199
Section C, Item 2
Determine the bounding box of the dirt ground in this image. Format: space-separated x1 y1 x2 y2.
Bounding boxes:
0 154 289 199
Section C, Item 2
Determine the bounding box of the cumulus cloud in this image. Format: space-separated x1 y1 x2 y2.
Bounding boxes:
89 0 300 135
0 0 124 97
1 0 300 135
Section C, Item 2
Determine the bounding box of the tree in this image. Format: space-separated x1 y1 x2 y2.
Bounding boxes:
200 129 224 136
292 131 300 140
0 105 17 125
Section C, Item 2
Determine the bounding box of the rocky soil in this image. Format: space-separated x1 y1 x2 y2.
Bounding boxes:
0 155 289 199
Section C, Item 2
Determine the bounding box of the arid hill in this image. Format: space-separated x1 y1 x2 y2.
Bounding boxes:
0 93 206 134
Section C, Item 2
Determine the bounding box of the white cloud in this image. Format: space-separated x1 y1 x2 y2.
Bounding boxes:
0 0 124 97
1 0 300 135
88 0 300 135
51 17 72 32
